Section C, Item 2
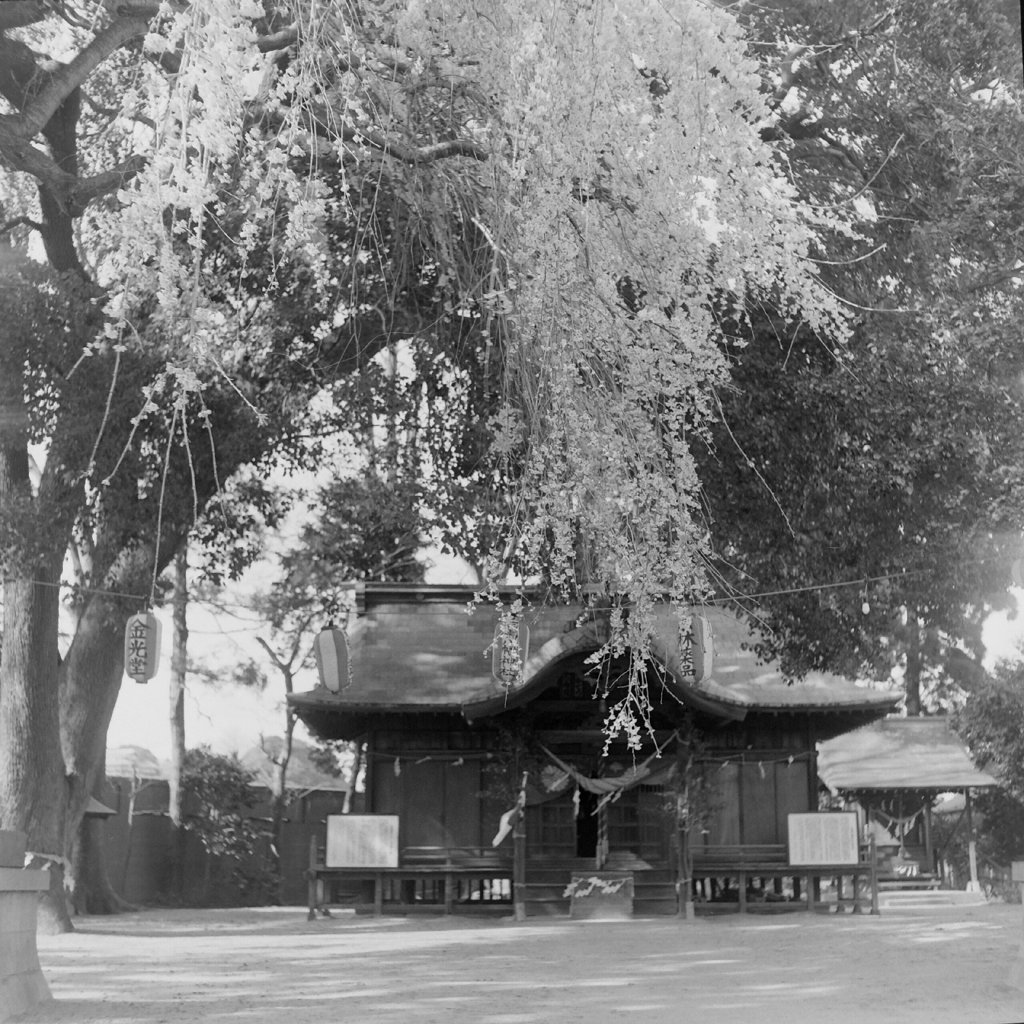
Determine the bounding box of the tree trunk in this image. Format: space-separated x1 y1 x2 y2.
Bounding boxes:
70 814 135 916
0 244 74 930
59 544 159 922
67 750 135 916
269 712 296 903
0 573 73 933
168 544 188 900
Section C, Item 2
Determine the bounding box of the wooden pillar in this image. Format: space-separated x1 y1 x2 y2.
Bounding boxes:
923 799 934 873
966 789 981 892
306 834 318 921
869 834 880 915
364 733 376 813
513 770 528 922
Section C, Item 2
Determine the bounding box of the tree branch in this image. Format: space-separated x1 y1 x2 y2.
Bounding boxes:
17 15 152 139
965 259 1024 295
770 7 897 106
1 214 44 235
69 154 148 210
258 25 298 53
255 635 287 673
337 121 489 165
0 2 48 32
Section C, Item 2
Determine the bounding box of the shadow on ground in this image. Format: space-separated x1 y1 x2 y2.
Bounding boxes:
21 904 1024 1024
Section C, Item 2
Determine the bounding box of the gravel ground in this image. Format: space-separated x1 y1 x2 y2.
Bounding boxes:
17 902 1024 1024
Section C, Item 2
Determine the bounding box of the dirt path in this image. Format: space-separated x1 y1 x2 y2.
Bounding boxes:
18 903 1024 1024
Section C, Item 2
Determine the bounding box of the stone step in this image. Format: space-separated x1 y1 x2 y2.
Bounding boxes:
878 888 988 910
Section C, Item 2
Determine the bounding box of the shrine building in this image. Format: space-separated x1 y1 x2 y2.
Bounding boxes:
289 583 901 916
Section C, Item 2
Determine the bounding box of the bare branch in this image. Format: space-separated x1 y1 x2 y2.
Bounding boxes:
0 115 76 191
68 153 148 210
257 25 298 53
0 214 44 235
334 120 489 165
770 7 897 106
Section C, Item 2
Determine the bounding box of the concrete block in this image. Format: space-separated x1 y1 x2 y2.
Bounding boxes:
0 831 26 869
0 882 51 1021
0 868 49 892
0 968 52 1021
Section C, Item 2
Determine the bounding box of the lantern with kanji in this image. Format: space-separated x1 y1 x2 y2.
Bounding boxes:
491 615 530 687
690 613 714 683
124 612 162 683
313 626 349 692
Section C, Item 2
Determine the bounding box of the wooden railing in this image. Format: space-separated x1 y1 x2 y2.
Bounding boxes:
690 840 879 914
305 842 513 919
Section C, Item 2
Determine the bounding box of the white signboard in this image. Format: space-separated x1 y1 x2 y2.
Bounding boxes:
325 815 399 868
787 812 859 866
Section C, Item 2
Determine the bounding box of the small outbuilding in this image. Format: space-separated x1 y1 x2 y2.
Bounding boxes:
817 716 999 889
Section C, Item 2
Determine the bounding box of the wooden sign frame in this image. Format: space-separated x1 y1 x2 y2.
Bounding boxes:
787 812 860 866
325 814 399 868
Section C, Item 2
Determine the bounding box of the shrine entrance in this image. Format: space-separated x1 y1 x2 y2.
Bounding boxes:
576 791 599 859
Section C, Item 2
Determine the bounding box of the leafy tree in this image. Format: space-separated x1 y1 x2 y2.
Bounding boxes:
697 0 1024 710
0 0 866 931
181 746 268 904
241 467 432 894
0 0 497 928
954 662 1024 878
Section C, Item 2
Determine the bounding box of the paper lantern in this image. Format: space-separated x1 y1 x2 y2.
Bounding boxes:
690 614 713 683
491 620 530 685
124 612 161 683
314 626 349 693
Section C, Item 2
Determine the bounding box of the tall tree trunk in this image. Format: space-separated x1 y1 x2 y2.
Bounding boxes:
269 712 296 903
0 572 72 933
168 544 188 899
0 295 74 931
67 749 135 916
58 548 153 919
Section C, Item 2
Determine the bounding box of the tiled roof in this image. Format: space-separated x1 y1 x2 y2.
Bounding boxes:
289 585 900 723
818 717 999 792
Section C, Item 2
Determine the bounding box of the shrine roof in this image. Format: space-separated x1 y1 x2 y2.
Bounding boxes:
817 717 999 793
288 584 899 730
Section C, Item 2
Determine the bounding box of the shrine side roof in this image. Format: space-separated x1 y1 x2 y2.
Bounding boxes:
288 585 900 724
817 717 999 793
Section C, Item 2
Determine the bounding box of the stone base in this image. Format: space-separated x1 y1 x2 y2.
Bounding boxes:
0 832 52 1022
0 964 52 1022
567 871 634 920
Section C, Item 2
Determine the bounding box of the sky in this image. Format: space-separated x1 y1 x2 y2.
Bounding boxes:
105 551 478 763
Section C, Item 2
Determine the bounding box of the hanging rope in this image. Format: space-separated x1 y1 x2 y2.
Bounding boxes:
538 730 679 800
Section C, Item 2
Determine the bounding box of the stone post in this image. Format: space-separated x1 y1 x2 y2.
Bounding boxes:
0 829 52 1020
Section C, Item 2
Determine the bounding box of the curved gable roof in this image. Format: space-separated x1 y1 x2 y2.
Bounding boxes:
288 585 900 732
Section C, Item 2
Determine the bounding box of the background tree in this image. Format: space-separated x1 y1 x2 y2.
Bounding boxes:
954 661 1024 885
698 0 1024 710
180 746 267 905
